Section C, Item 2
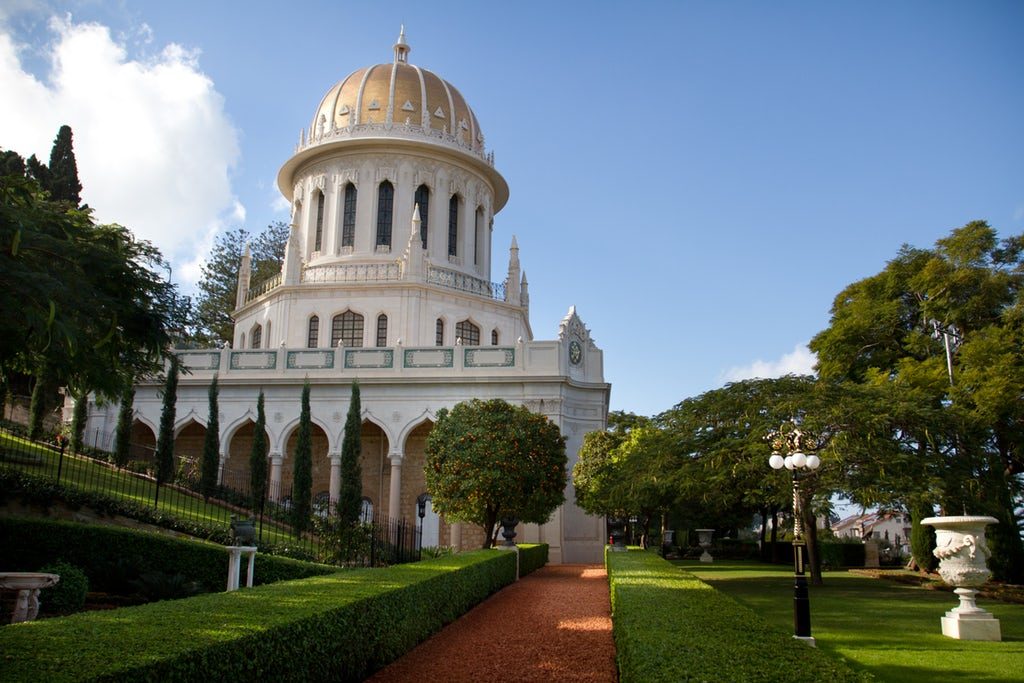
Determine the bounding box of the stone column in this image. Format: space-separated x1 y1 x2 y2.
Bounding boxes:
268 453 283 502
388 451 403 520
328 454 341 510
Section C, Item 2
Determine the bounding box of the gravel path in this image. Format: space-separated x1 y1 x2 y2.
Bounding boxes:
367 564 617 683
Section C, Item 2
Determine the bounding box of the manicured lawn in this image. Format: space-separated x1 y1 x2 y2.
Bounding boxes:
680 559 1024 683
0 431 295 545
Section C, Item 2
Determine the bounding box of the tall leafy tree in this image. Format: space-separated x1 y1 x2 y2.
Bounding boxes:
250 390 268 514
291 381 313 535
69 389 88 454
425 399 567 548
194 222 289 344
201 376 220 499
154 358 180 487
46 125 82 205
27 364 54 440
810 221 1024 581
113 384 135 467
337 381 363 524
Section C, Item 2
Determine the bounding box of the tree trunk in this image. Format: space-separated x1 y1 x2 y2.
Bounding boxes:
758 506 768 562
803 501 823 585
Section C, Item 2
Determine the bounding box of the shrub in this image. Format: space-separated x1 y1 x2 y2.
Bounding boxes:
607 550 869 683
0 516 338 595
0 549 516 682
38 560 89 614
518 543 548 576
819 540 866 569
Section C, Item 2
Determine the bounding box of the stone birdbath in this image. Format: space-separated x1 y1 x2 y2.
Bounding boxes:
922 515 1001 641
696 529 715 563
0 572 60 623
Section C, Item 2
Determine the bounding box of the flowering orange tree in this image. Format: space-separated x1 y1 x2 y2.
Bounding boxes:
425 399 567 549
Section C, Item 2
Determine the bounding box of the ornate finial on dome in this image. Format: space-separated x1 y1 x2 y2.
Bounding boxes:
394 25 410 64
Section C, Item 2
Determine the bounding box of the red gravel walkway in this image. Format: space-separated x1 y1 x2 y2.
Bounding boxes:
367 564 617 683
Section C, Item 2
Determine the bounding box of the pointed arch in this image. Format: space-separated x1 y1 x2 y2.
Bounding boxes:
455 319 480 346
414 184 430 249
342 182 357 248
313 189 325 252
331 310 364 348
307 314 320 348
447 193 460 257
376 180 394 248
250 322 262 349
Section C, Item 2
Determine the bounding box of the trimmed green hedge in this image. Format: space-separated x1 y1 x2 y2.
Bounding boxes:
0 549 516 682
517 543 548 576
0 516 338 593
607 550 870 682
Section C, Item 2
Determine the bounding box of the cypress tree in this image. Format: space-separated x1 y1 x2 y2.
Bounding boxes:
249 390 268 514
291 381 313 535
155 357 180 486
47 125 82 205
27 365 53 441
910 500 937 572
200 376 220 499
113 384 135 467
70 390 88 453
337 381 363 525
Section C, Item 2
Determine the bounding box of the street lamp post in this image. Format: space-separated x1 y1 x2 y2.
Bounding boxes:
769 435 821 647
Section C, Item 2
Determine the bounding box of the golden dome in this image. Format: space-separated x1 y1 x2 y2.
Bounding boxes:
309 28 484 152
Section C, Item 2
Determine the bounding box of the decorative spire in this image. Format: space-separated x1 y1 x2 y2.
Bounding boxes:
235 242 252 310
402 203 424 280
506 235 521 305
393 25 410 64
520 271 529 308
282 220 303 286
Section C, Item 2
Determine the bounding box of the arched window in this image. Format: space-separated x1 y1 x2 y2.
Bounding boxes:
376 314 388 347
491 329 499 346
474 206 483 265
360 497 374 523
342 183 357 248
331 311 364 348
307 315 320 348
447 194 459 257
435 318 444 346
414 184 430 250
456 320 480 346
313 190 325 252
376 180 394 248
251 323 262 349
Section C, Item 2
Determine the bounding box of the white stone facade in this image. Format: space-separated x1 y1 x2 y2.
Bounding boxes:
82 30 610 564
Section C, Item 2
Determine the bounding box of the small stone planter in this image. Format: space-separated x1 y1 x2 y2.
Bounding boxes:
499 517 519 547
696 529 714 563
922 515 1001 641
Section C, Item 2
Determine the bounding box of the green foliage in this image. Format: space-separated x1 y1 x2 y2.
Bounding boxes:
517 543 549 576
155 357 179 485
38 560 88 614
607 551 869 683
128 571 205 602
910 502 938 572
113 383 134 467
200 376 220 499
337 381 363 524
27 366 52 440
45 125 82 205
0 549 516 683
69 389 87 454
0 516 337 595
250 390 268 514
292 381 313 535
425 399 567 547
194 222 288 344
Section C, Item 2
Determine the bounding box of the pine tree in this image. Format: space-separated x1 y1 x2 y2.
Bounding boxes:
249 390 268 514
70 390 89 454
155 358 180 486
113 384 135 467
337 381 363 524
201 376 220 499
291 381 313 535
47 125 82 205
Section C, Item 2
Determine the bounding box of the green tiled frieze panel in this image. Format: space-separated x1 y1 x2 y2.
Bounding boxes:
229 351 278 370
464 347 515 368
286 350 335 369
175 351 221 371
344 349 394 369
403 348 454 368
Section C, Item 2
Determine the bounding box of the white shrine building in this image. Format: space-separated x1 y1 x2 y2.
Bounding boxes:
82 29 610 563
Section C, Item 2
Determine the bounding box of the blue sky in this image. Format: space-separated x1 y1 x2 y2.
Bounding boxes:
2 1 1022 419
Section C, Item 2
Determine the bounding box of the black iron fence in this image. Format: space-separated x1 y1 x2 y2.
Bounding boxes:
0 427 420 567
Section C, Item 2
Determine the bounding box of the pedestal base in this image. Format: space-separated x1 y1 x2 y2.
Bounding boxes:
700 551 713 563
793 635 816 647
941 611 1001 641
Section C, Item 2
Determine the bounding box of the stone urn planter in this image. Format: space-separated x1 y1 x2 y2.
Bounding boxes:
0 572 60 623
922 515 1001 641
661 530 675 558
499 517 519 547
230 515 257 546
696 529 715 563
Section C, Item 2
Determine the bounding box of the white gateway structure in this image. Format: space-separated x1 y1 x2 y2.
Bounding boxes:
84 30 610 563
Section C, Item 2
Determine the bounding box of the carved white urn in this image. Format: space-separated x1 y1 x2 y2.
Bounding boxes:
921 515 1001 641
696 529 714 563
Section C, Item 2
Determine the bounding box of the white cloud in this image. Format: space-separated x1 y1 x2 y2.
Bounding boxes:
0 15 241 288
720 343 818 384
